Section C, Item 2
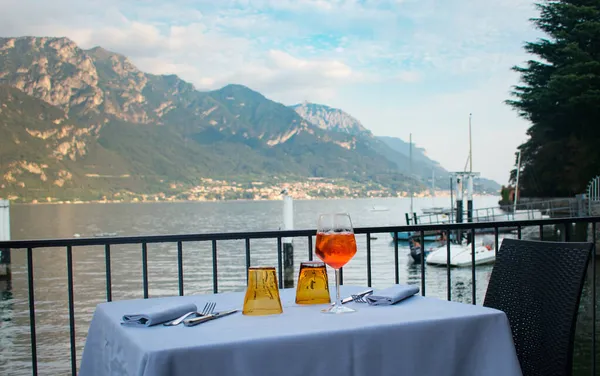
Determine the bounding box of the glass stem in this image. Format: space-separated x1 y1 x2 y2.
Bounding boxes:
335 268 342 307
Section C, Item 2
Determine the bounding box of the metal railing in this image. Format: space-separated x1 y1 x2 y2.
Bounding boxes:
413 199 587 226
0 216 598 376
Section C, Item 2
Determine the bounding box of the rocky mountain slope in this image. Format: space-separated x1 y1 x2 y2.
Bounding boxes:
291 102 370 136
291 103 498 190
0 36 424 201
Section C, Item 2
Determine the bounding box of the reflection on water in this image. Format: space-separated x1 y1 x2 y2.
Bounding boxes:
0 196 597 375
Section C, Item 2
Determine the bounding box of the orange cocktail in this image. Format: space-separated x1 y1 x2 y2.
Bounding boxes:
316 213 357 314
315 232 357 269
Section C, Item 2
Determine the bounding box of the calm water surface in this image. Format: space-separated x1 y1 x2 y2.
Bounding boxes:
0 196 597 375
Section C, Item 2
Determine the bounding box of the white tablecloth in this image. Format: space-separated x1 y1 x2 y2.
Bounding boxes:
79 285 522 376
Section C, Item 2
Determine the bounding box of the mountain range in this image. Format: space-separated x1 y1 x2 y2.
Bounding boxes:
0 36 499 202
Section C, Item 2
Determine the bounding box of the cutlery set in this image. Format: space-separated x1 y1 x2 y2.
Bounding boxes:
167 291 371 327
164 302 238 327
163 302 218 327
340 289 373 304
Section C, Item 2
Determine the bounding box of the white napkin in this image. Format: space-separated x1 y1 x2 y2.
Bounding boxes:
121 302 197 327
365 284 420 306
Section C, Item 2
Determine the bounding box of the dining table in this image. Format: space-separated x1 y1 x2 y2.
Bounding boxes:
79 285 522 376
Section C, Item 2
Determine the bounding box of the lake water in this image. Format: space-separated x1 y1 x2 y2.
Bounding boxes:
0 196 597 375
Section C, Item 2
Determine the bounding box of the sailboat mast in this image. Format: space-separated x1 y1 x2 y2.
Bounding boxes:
467 113 474 223
431 170 435 206
469 113 473 173
409 133 413 216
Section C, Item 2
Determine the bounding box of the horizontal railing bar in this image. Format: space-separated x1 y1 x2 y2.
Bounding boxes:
2 216 600 249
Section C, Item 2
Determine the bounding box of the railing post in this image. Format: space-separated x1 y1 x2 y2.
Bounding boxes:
104 245 112 302
177 241 184 296
26 247 38 376
66 246 76 376
366 234 372 287
142 243 149 299
394 231 399 285
446 230 452 301
212 240 218 294
282 194 294 288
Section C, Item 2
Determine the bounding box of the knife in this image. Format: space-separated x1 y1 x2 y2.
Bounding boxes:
183 309 239 327
338 289 373 305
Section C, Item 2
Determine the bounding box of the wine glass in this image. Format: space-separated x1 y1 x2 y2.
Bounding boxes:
315 213 357 314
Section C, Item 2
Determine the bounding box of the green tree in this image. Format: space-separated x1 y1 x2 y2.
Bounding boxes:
507 0 600 197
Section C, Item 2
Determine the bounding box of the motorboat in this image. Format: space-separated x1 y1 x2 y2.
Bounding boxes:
408 236 446 264
421 207 452 215
426 236 499 267
390 231 442 242
371 206 390 212
94 232 118 237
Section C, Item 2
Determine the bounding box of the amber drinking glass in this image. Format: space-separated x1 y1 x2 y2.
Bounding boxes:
295 261 330 305
315 213 357 314
242 267 283 316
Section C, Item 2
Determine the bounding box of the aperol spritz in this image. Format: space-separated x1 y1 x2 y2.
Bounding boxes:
315 232 357 269
315 213 357 314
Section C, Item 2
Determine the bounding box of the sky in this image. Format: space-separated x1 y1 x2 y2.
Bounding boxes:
0 0 543 184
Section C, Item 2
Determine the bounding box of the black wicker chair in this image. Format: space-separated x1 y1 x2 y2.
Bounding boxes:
483 238 593 376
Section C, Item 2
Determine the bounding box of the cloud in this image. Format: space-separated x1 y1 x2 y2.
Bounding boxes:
351 69 531 184
216 50 362 103
393 71 421 83
0 0 545 183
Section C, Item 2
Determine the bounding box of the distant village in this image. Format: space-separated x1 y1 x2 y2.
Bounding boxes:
16 178 469 204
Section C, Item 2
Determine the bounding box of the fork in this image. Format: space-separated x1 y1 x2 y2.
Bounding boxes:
163 302 216 326
351 291 373 303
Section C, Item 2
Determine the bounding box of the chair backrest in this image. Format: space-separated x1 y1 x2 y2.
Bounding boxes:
483 238 592 376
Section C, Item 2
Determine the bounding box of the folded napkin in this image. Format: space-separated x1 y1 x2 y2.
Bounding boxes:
365 284 420 306
121 302 197 327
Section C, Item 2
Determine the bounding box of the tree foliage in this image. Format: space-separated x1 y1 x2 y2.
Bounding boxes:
508 0 600 197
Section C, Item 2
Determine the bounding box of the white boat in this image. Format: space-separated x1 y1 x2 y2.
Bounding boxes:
370 206 390 212
426 237 500 267
421 207 452 215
